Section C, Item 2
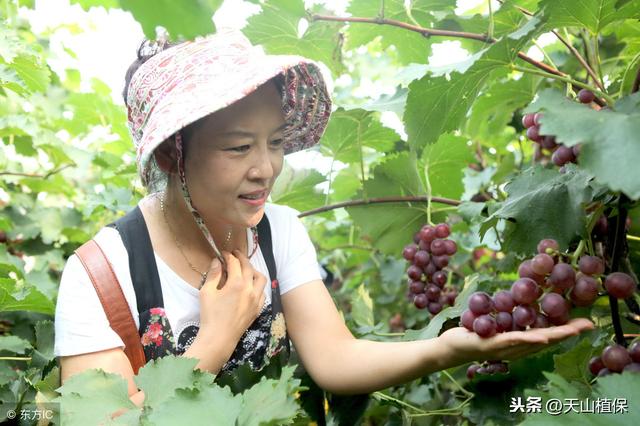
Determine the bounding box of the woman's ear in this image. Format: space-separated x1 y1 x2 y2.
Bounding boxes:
154 140 177 174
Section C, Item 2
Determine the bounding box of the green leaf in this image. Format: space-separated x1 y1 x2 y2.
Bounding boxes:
539 0 640 34
243 0 345 75
0 335 32 354
421 133 475 200
55 369 139 426
10 54 50 93
525 90 640 199
135 355 215 407
319 108 398 163
481 165 593 253
237 365 302 426
69 0 119 10
351 284 375 328
0 278 55 315
119 0 222 39
404 26 535 151
403 273 481 340
270 163 326 212
552 337 595 386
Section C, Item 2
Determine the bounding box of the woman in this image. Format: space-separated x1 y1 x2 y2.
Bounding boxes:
54 30 593 410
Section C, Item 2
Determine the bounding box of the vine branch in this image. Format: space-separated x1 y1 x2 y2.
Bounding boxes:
298 196 461 218
0 164 75 179
606 194 630 346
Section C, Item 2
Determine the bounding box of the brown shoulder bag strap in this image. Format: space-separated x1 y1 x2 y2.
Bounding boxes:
74 239 146 374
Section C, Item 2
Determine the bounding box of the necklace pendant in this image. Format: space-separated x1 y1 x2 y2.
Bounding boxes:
199 271 208 289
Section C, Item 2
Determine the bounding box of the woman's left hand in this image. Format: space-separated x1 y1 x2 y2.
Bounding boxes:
437 318 595 364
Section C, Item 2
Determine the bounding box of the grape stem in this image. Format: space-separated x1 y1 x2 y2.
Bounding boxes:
627 235 640 242
425 166 434 226
510 65 615 105
569 239 586 266
606 194 631 346
298 195 461 218
0 357 30 361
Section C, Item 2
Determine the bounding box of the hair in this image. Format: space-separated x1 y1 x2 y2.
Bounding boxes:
122 38 287 195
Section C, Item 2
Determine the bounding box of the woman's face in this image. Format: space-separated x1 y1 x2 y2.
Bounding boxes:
181 80 286 229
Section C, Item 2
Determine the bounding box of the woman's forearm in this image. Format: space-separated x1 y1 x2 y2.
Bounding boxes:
312 336 459 395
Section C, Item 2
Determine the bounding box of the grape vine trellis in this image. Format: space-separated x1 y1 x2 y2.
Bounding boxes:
1 0 640 425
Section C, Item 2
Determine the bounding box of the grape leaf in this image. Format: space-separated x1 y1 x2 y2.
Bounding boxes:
481 165 593 254
55 369 139 426
0 335 32 354
134 356 215 407
243 0 345 75
552 337 595 387
539 0 640 34
119 0 222 39
0 278 55 315
403 21 537 151
319 108 399 163
351 284 375 328
69 0 119 10
525 89 640 199
421 133 475 200
270 163 326 212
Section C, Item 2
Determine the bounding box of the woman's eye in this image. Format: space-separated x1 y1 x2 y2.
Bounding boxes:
270 139 284 148
229 145 250 153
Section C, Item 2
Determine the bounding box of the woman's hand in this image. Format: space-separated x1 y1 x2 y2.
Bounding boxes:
197 250 267 342
438 318 595 365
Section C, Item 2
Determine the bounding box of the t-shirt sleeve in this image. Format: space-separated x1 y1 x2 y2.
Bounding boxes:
273 206 323 295
54 253 126 357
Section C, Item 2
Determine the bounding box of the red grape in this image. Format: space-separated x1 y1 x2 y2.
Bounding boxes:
541 135 558 150
511 278 540 305
552 145 576 166
548 263 576 290
602 344 632 372
570 275 599 306
518 260 545 285
531 313 550 328
549 311 570 325
493 290 516 313
426 284 441 302
578 256 604 276
589 356 605 375
407 265 423 281
533 113 543 126
526 125 542 142
540 292 569 319
522 113 535 128
432 255 450 269
435 223 450 238
413 250 431 267
428 302 443 315
443 239 457 255
604 272 636 299
403 244 418 261
537 239 559 254
430 239 446 256
468 292 494 315
531 253 555 275
629 342 640 363
578 89 595 104
473 315 497 337
419 226 437 244
495 312 513 332
432 270 447 287
414 293 428 309
513 305 537 328
467 364 480 379
461 309 478 331
409 280 426 294
424 262 437 277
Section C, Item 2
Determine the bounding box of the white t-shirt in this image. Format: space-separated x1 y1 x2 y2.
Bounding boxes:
54 202 322 358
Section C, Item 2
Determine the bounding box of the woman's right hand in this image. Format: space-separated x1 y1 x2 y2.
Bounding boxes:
197 250 267 342
438 318 594 365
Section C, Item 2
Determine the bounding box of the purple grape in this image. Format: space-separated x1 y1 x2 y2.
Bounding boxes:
592 216 608 240
435 223 450 238
473 315 497 338
407 265 423 281
414 294 428 309
540 293 569 319
468 292 494 315
578 89 595 104
467 364 480 379
424 262 437 277
425 284 441 302
418 239 430 251
419 226 437 244
413 232 420 244
522 113 535 128
630 342 640 363
537 239 559 254
518 260 545 286
597 368 612 377
511 278 540 305
589 356 605 376
531 313 550 328
430 239 446 256
526 125 542 142
604 272 636 299
541 135 558 150
513 305 536 328
443 239 457 256
409 280 426 294
432 255 449 269
578 256 604 276
495 312 513 333
493 290 515 313
552 145 576 166
548 310 570 325
461 309 477 331
402 244 418 261
432 270 447 287
570 275 599 306
548 263 576 290
623 363 640 374
534 113 543 126
531 253 555 275
413 250 431 267
428 302 443 315
602 344 632 372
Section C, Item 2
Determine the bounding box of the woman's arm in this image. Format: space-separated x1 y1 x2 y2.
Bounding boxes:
282 280 594 395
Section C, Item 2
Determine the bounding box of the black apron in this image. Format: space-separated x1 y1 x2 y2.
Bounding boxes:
106 206 290 377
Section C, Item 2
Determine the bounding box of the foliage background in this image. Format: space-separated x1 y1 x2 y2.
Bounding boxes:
0 0 639 424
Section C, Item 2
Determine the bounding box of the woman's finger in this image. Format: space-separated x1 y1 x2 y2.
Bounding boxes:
222 251 241 283
233 249 254 285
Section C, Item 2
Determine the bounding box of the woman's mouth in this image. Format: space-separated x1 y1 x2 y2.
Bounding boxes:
239 190 268 205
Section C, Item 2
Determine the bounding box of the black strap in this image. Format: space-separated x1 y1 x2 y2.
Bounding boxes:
256 215 277 285
107 206 165 314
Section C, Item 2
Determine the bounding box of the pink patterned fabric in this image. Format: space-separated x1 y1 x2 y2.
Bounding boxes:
126 29 332 187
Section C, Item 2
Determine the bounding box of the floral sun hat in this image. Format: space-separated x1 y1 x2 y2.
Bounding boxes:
125 29 332 280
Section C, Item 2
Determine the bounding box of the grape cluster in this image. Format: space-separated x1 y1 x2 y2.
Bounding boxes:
403 223 459 315
522 89 597 168
589 342 640 377
466 361 509 379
